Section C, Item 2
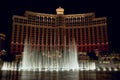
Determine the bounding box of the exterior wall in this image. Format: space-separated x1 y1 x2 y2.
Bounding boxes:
11 10 109 55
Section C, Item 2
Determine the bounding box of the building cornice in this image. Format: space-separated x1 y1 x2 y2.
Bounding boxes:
12 15 28 20
24 11 57 17
93 17 107 21
64 12 95 18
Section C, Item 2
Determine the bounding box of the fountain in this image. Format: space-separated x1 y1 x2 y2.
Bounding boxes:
21 38 79 71
1 62 17 71
2 36 119 71
1 35 95 71
1 37 97 71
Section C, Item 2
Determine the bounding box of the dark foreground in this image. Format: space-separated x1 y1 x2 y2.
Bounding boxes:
0 70 120 80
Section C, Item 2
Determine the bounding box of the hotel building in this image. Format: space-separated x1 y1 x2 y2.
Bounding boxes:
11 7 108 55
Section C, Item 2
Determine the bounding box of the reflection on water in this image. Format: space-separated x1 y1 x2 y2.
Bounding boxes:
0 71 120 80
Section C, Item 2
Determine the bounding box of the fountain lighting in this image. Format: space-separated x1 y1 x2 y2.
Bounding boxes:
1 60 120 71
21 38 79 71
113 68 118 71
108 68 112 71
1 37 98 71
1 62 17 71
96 68 100 71
1 38 120 71
103 68 106 71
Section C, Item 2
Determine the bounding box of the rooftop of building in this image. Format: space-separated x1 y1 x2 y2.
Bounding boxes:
12 7 97 18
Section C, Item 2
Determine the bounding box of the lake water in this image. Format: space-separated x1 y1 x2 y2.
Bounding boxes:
0 71 120 80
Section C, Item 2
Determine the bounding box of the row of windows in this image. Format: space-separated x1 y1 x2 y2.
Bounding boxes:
14 16 105 26
13 24 107 32
14 20 105 26
27 15 55 21
12 25 107 44
13 36 107 45
78 45 108 52
11 43 108 49
65 17 93 22
26 14 94 22
93 19 106 24
11 44 108 53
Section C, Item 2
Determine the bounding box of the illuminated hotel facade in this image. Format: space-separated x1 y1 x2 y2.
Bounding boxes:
11 7 108 55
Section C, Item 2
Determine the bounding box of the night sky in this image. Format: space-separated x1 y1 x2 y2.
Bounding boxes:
0 0 120 53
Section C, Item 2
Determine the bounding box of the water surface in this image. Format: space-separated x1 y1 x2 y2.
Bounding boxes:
0 71 120 80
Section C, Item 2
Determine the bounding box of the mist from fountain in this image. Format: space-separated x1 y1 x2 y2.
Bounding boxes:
1 37 119 71
21 38 79 71
1 62 17 71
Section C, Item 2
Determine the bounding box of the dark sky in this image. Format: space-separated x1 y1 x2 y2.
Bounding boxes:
0 0 120 53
